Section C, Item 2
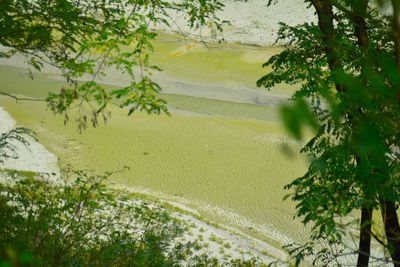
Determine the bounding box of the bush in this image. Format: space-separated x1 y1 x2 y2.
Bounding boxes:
0 168 192 266
0 168 271 266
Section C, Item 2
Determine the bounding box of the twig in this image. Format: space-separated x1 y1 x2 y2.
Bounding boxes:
0 91 46 102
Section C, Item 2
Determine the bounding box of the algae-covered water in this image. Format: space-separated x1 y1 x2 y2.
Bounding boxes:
0 34 309 249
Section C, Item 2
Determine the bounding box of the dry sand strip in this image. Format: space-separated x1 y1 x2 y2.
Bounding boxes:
0 52 290 108
112 184 290 264
156 0 315 46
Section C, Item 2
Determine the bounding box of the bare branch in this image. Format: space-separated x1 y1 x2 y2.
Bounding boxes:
0 91 45 102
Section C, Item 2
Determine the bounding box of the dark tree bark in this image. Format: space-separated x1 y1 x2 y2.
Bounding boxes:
357 206 372 267
310 1 375 265
310 0 345 92
352 7 372 266
352 0 369 53
381 199 400 266
391 0 400 72
304 1 400 265
379 2 400 265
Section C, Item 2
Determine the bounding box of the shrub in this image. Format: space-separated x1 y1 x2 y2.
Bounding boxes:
0 169 190 266
0 168 270 266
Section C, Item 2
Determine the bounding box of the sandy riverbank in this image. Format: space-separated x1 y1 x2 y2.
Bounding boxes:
0 107 59 174
156 0 315 46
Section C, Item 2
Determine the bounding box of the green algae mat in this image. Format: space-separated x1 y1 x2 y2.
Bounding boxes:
0 35 309 248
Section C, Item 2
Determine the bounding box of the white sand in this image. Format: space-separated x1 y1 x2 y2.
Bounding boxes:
0 107 59 175
112 184 289 263
156 0 315 46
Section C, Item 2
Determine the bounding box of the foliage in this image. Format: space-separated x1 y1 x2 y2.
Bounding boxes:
0 0 226 131
259 0 400 265
0 168 269 266
0 169 206 266
0 127 36 163
0 1 275 265
0 168 187 266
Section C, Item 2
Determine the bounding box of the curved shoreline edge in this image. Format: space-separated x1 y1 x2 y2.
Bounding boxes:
0 106 289 264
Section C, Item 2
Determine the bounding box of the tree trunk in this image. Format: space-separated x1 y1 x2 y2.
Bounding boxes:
310 2 375 265
353 10 373 265
391 0 400 73
385 3 400 263
381 199 400 266
352 0 369 53
310 0 345 92
357 206 372 267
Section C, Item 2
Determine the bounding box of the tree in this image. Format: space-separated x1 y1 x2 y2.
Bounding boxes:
0 167 266 266
0 168 191 266
258 0 400 265
0 0 225 131
0 1 233 265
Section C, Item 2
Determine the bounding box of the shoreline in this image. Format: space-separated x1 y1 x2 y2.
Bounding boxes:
0 105 289 263
0 107 59 175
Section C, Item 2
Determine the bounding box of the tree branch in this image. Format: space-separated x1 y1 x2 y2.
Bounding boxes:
0 91 46 102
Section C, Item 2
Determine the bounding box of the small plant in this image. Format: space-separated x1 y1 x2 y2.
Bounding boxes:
261 250 271 257
198 234 204 241
210 233 218 242
193 243 203 251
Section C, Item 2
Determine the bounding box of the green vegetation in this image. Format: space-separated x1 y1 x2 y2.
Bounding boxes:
150 33 292 92
0 169 189 266
0 127 36 162
0 12 310 254
8 0 399 265
0 25 310 247
1 0 288 266
0 65 280 122
258 0 400 265
0 168 269 266
0 0 226 132
0 94 308 246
